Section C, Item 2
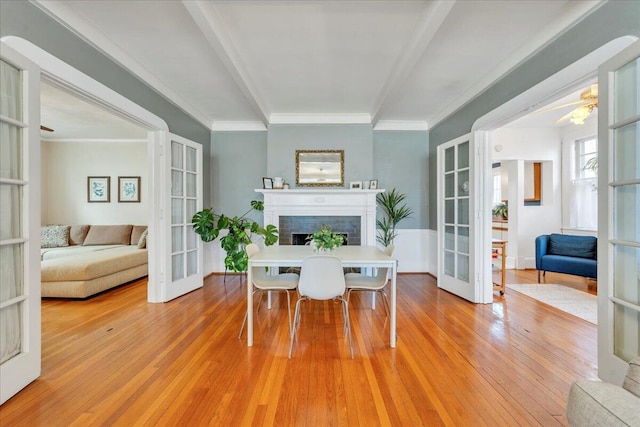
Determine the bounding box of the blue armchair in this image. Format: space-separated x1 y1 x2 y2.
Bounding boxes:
535 234 597 282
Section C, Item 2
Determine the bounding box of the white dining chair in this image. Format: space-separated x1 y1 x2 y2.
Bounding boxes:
344 245 395 319
289 255 354 359
238 243 299 339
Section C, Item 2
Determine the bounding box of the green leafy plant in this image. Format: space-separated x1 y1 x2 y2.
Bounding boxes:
376 188 413 247
492 202 508 219
307 225 344 251
192 200 278 273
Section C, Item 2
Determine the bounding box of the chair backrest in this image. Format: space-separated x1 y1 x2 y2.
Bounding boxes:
246 243 260 258
299 256 345 300
246 243 268 281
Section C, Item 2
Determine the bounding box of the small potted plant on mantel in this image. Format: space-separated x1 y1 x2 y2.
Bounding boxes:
307 225 344 252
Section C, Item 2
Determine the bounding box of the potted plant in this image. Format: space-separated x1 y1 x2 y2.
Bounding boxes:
307 225 344 252
376 188 413 247
492 202 508 220
191 200 278 273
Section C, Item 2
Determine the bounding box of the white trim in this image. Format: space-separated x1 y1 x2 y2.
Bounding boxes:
2 36 171 304
373 120 429 131
40 138 147 144
269 113 371 125
429 1 606 128
211 121 267 131
31 0 212 129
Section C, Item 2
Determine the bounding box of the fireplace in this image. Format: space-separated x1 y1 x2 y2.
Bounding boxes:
281 215 360 246
256 188 382 247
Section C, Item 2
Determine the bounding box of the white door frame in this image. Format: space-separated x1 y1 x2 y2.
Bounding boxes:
2 36 177 303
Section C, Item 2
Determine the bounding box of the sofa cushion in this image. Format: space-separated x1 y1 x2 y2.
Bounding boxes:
41 225 70 248
137 228 148 249
548 233 596 259
83 225 133 246
41 246 147 281
539 254 597 278
623 357 640 398
130 225 147 245
69 225 91 246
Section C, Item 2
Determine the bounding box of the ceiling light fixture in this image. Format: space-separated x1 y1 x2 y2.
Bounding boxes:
569 104 595 125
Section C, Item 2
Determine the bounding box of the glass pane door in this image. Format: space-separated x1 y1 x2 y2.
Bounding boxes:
0 46 41 405
165 134 203 301
598 40 640 384
438 135 476 302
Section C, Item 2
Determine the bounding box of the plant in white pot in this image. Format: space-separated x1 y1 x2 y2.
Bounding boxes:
307 225 344 252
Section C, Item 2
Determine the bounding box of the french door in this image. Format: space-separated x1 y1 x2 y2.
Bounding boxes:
437 134 483 302
163 133 203 301
0 43 41 404
597 40 640 384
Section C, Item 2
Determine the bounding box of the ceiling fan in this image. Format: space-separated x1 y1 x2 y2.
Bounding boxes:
539 84 598 125
40 125 54 132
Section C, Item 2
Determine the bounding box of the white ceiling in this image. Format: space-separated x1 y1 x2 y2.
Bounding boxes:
35 0 603 132
40 82 147 140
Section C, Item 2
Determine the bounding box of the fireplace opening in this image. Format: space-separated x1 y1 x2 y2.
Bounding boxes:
291 233 348 246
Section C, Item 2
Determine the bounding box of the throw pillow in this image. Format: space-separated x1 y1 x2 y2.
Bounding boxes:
41 225 71 248
69 225 90 246
130 225 147 245
83 225 133 246
138 228 148 249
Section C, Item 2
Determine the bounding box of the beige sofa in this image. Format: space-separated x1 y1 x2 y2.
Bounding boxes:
40 224 148 298
567 357 640 426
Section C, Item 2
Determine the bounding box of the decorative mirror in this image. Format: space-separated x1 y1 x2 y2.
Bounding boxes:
296 150 344 186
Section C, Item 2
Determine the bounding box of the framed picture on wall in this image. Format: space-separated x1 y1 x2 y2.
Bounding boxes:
87 176 110 203
263 177 273 189
118 176 141 202
349 181 362 190
369 179 378 190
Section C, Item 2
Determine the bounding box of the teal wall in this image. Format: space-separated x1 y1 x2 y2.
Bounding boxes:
211 126 429 229
0 0 212 204
428 1 640 229
373 131 429 229
267 124 373 187
210 131 267 221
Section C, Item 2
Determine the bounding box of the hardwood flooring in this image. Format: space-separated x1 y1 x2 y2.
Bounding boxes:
0 271 597 426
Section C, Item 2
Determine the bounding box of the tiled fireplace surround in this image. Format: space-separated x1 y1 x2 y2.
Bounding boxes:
256 189 383 247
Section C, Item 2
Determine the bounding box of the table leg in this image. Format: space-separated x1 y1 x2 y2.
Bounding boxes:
390 261 397 348
247 264 253 346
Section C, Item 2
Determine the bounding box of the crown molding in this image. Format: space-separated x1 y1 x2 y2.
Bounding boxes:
269 113 372 125
428 0 606 129
373 121 429 131
41 138 148 144
211 121 267 131
32 0 212 129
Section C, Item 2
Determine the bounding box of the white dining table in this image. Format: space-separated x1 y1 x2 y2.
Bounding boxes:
246 245 398 348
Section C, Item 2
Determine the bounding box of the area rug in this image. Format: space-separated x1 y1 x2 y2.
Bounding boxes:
506 284 597 325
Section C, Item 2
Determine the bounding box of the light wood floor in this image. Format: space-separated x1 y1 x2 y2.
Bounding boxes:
0 271 597 426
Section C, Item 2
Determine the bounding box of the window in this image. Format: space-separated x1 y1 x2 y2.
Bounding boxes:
568 136 597 230
492 164 502 205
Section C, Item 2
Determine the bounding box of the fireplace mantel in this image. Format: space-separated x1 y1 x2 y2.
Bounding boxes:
255 189 384 246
